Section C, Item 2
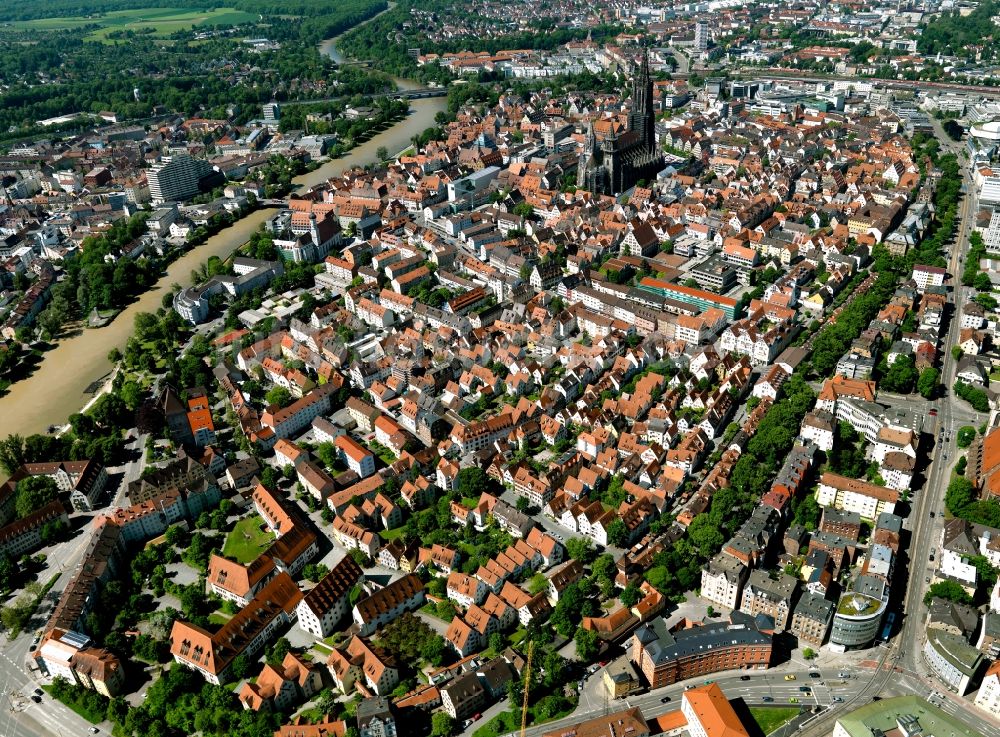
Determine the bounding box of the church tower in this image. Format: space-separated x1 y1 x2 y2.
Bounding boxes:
577 119 597 189
629 50 655 153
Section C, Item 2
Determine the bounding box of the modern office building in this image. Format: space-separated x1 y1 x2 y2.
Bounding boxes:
829 576 888 652
638 277 741 319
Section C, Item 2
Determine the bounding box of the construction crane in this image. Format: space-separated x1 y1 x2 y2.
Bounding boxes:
520 640 535 737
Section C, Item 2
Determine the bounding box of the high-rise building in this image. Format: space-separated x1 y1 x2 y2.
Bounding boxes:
147 154 212 203
695 22 709 52
263 101 281 125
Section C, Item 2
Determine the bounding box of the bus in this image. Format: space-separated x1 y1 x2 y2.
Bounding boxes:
880 612 896 642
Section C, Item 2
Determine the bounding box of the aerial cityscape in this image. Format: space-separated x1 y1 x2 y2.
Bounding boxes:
3 1 1000 737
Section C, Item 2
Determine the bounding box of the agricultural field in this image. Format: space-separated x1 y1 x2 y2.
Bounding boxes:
7 7 257 42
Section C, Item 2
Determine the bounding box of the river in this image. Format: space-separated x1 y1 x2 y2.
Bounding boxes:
0 96 446 442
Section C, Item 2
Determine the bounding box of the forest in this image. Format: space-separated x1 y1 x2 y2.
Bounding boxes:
918 0 1000 56
0 0 389 143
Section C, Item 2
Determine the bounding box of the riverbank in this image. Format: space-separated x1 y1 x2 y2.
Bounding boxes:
0 96 445 443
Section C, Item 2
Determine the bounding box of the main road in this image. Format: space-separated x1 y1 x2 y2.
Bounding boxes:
792 109 987 737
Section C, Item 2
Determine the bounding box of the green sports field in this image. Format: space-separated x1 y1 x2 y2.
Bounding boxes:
9 7 258 42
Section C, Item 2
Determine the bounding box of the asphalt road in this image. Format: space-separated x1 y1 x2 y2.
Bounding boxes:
511 668 868 737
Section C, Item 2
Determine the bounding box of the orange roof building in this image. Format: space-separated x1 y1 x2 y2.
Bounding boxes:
681 683 751 737
170 572 302 684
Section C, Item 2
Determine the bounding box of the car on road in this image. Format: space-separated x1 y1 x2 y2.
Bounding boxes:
809 672 821 679
660 696 671 703
740 676 751 681
833 697 844 703
762 696 774 702
90 729 100 735
789 697 799 704
929 407 938 416
930 511 935 518
838 672 850 679
784 675 796 681
30 695 41 703
926 577 931 583
34 688 42 697
799 686 812 693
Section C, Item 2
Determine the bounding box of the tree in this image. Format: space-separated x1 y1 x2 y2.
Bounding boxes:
455 467 488 499
803 647 817 660
302 563 330 582
957 426 977 448
15 474 58 518
0 434 26 475
435 600 456 621
687 514 724 557
0 554 18 593
880 355 917 394
566 537 596 564
229 653 251 681
923 580 974 606
265 386 292 408
266 636 291 666
917 367 940 399
574 626 600 661
591 553 616 583
375 145 389 161
431 712 455 737
605 518 629 548
528 572 548 595
619 580 641 607
512 202 534 218
488 632 506 654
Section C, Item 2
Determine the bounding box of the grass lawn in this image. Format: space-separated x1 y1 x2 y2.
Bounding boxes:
750 707 799 735
381 526 407 541
208 612 231 626
222 516 273 563
474 710 519 737
10 7 257 41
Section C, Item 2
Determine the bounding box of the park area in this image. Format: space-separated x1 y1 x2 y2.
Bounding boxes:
222 516 273 564
10 7 257 41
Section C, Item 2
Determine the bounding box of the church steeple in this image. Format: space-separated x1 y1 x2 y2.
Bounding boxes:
629 50 655 152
